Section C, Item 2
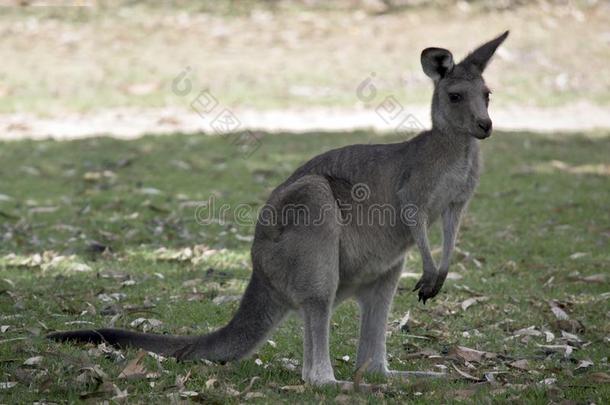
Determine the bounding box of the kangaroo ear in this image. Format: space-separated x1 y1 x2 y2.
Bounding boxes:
461 30 509 72
421 48 454 81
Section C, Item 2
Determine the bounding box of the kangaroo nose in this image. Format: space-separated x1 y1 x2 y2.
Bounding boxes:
477 118 492 133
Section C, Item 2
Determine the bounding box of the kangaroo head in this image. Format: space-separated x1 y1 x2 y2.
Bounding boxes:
421 31 509 139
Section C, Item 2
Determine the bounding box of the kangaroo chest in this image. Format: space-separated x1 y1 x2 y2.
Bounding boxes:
421 149 479 221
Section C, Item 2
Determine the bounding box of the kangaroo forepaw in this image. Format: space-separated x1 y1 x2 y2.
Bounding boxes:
413 275 438 304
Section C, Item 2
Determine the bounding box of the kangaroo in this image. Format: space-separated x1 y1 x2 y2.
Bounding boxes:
48 31 509 388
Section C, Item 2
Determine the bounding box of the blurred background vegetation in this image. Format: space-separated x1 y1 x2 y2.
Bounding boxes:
0 0 607 114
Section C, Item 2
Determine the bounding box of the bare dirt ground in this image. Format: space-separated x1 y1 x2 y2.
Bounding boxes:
1 102 609 141
0 1 609 139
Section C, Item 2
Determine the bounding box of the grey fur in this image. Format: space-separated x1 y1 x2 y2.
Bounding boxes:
48 31 509 387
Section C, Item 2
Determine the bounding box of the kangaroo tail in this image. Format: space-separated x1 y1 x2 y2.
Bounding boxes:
47 328 194 357
47 270 287 361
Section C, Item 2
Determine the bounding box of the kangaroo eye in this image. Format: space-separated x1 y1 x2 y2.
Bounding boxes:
448 93 462 103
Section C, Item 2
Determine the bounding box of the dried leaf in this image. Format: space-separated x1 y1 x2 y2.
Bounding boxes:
397 310 410 332
536 343 574 359
513 326 542 337
452 346 497 363
244 392 265 400
79 381 112 399
29 206 59 214
129 318 162 332
280 385 306 393
569 252 589 260
154 245 219 264
484 372 501 384
212 295 241 305
452 364 482 381
501 260 518 271
0 382 17 389
461 296 489 311
568 273 607 283
446 272 463 280
65 320 95 326
581 274 606 283
353 358 371 392
97 292 127 303
83 170 116 181
509 359 530 371
175 370 191 390
118 351 147 380
279 357 299 372
224 386 240 397
403 349 440 359
0 337 26 345
560 330 582 343
556 319 585 334
205 378 218 389
549 301 570 320
589 372 610 383
575 359 593 371
112 385 128 400
240 376 260 396
65 262 93 273
147 351 166 362
87 343 125 362
23 356 43 366
235 234 253 242
76 365 109 386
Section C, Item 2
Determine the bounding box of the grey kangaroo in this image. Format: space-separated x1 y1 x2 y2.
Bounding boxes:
49 31 509 388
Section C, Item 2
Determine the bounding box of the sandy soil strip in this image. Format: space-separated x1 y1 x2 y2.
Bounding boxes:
1 102 608 141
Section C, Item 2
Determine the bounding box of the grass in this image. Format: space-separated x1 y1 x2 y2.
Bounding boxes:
0 130 609 403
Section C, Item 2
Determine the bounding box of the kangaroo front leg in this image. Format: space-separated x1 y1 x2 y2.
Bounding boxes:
410 214 439 303
430 201 466 297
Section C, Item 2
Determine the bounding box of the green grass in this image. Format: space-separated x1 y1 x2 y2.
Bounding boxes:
0 130 609 403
